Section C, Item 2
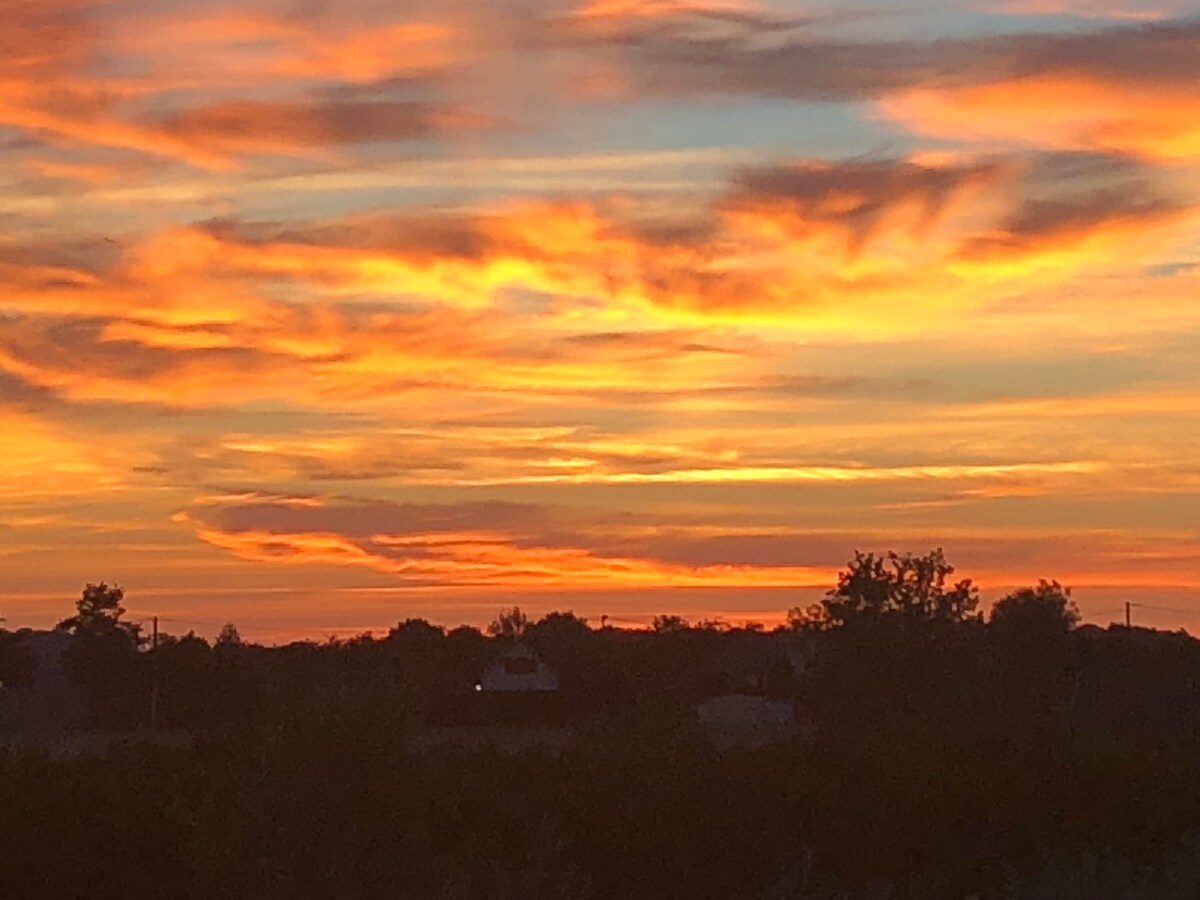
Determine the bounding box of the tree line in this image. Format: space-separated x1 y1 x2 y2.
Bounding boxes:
3 550 1200 897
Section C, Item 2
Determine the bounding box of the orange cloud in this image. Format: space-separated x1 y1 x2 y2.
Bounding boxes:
273 22 459 83
4 2 1200 637
884 74 1200 160
432 460 1110 487
0 411 136 503
144 156 1187 327
110 13 458 86
174 491 1200 605
1 151 1194 413
0 3 487 169
218 527 825 588
3 0 462 145
561 0 805 46
576 0 743 18
24 158 127 185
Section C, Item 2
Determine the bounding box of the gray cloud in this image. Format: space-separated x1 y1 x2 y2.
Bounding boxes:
156 98 494 153
548 12 1200 103
206 497 552 541
728 158 1006 249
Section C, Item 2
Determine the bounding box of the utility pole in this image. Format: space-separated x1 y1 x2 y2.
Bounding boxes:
150 616 160 730
1125 602 1132 629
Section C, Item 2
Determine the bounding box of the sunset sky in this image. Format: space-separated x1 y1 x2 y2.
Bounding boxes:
1 0 1198 639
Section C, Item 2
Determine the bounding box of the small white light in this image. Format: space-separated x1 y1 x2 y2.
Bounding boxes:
474 683 482 692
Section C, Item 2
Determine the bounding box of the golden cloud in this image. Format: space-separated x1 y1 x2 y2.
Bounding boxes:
883 74 1200 160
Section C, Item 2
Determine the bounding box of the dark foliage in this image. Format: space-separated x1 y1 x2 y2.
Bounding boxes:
0 630 35 688
5 558 1200 897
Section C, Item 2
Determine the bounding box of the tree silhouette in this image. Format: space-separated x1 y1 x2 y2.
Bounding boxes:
487 607 528 638
388 617 444 649
990 579 1079 636
651 614 688 633
55 582 141 643
817 549 979 628
444 624 490 685
216 623 242 647
55 583 143 726
527 610 590 652
0 630 35 689
785 604 825 630
9 581 1200 896
527 611 590 665
989 580 1079 731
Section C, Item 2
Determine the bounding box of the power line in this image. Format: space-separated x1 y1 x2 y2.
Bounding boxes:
1130 602 1197 616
